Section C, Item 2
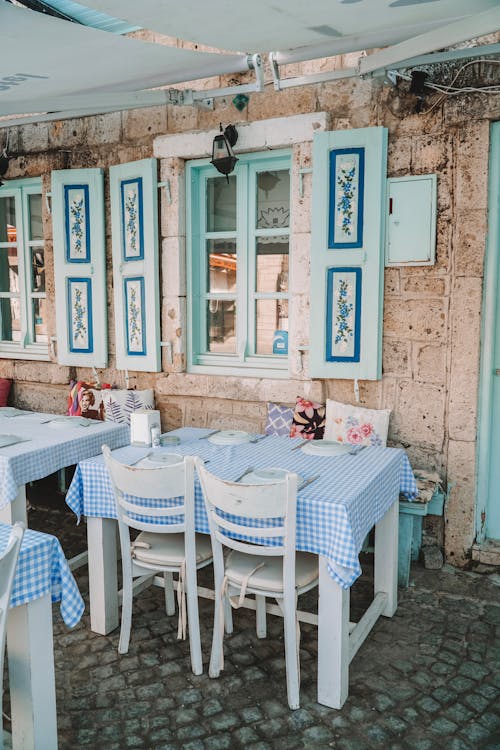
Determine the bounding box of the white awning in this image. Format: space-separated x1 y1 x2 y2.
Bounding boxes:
0 2 249 117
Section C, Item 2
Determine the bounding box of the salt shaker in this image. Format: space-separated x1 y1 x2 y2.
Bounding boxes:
151 426 161 448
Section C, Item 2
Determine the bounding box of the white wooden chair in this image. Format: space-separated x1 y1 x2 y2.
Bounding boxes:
102 445 212 676
0 522 25 749
196 460 319 710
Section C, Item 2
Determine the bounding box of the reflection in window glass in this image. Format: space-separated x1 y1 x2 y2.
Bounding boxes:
0 197 16 242
0 248 19 293
256 238 289 293
31 249 45 292
28 194 43 240
207 239 236 293
255 299 287 355
33 298 48 343
256 170 290 229
206 176 236 232
207 300 236 353
0 298 20 342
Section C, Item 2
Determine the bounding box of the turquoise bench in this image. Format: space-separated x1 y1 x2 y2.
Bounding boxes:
398 488 445 587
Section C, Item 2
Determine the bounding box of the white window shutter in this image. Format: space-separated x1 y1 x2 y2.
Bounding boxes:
309 127 388 380
51 168 107 367
109 158 161 372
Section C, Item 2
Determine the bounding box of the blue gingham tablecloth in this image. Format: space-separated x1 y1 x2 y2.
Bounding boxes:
66 427 417 589
0 523 84 628
0 412 129 510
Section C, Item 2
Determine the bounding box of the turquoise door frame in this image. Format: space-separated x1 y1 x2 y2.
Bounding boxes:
476 121 500 543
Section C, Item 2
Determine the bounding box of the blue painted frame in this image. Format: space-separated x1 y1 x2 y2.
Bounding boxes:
64 184 90 263
124 276 146 356
328 147 365 249
67 277 93 353
120 177 144 261
325 267 362 362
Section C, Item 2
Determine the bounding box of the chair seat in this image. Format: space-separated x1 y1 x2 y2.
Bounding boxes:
133 531 212 567
226 550 318 593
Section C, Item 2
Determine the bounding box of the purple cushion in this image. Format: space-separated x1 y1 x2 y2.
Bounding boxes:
265 402 294 436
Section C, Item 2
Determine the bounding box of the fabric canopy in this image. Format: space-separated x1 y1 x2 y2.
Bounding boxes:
0 2 249 117
67 0 500 55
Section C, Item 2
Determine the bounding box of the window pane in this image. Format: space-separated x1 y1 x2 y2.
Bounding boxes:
31 249 45 292
256 238 289 293
207 300 236 353
206 176 236 232
0 247 19 293
0 298 20 342
256 299 288 355
207 239 236 293
256 170 290 229
28 194 43 240
0 197 16 242
33 298 48 343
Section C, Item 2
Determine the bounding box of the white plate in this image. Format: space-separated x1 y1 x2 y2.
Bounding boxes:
46 417 91 428
0 407 32 418
0 434 26 448
301 440 352 456
208 430 251 446
142 452 184 466
244 467 302 484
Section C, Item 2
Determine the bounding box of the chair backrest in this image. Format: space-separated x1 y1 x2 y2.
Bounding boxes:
196 460 299 561
102 444 195 535
0 522 25 674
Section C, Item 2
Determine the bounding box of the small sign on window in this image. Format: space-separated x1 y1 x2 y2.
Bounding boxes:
273 330 288 355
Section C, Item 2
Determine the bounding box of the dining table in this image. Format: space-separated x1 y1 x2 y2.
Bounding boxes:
0 408 129 527
65 426 417 709
0 522 84 750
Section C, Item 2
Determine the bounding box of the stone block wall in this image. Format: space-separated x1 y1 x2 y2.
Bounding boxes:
1 58 499 566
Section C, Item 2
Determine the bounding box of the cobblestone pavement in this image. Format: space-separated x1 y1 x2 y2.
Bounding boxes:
5 485 500 750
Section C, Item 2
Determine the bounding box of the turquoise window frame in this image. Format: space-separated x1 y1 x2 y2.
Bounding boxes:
186 150 292 377
0 177 48 360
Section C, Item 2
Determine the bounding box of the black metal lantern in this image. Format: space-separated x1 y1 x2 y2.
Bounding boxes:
211 124 238 181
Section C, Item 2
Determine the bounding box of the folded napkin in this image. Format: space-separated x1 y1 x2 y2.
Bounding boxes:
0 434 29 448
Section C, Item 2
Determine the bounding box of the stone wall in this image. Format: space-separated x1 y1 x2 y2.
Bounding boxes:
1 60 499 566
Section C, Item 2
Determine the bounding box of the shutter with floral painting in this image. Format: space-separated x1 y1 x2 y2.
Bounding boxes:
109 158 161 372
52 168 107 366
309 127 388 380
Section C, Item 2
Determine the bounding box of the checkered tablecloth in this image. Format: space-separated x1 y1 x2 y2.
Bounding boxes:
0 523 84 628
0 412 129 510
66 428 417 589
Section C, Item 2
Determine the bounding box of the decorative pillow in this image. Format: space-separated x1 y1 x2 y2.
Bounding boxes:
102 389 155 425
0 378 12 407
324 399 391 447
265 402 294 436
67 381 105 421
290 397 326 440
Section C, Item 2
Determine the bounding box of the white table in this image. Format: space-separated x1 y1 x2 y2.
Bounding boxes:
66 428 417 709
0 410 129 526
0 523 84 750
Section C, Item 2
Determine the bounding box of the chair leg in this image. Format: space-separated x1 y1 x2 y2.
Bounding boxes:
224 596 233 634
185 565 203 676
209 576 226 679
256 595 267 638
118 575 133 654
283 599 300 710
164 572 176 616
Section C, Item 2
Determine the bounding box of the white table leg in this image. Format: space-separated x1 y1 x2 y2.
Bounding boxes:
317 557 350 709
0 486 27 525
87 516 119 635
7 595 58 750
375 498 399 617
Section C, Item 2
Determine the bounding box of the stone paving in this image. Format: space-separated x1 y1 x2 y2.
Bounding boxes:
4 485 500 750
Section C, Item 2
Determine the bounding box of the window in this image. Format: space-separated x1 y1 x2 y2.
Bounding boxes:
0 178 48 359
187 151 291 375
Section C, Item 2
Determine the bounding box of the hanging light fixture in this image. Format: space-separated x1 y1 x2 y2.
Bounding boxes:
211 123 238 181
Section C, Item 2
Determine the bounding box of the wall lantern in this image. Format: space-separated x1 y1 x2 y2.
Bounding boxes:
211 123 238 181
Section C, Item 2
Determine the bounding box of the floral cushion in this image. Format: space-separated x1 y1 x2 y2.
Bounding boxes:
102 389 155 425
0 378 11 407
324 399 391 447
265 402 294 436
290 397 326 440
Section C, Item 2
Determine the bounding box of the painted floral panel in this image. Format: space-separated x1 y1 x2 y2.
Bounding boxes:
326 267 361 362
67 278 92 353
328 147 365 249
124 276 146 355
121 178 144 260
64 185 90 262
